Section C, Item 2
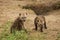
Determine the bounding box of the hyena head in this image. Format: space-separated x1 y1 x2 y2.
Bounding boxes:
35 16 45 25
19 13 28 22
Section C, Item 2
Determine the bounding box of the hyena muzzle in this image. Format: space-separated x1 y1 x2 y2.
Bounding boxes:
34 15 47 32
10 13 28 33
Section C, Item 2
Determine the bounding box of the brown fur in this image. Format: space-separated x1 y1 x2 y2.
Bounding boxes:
34 15 47 32
10 13 27 33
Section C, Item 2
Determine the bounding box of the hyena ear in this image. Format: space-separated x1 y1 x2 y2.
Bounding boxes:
19 13 21 16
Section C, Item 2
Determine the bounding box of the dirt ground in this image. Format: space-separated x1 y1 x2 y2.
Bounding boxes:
0 0 60 40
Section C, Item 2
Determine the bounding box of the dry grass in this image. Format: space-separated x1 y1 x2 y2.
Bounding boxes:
0 0 60 40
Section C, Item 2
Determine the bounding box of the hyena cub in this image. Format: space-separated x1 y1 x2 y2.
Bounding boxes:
10 13 28 33
34 15 47 32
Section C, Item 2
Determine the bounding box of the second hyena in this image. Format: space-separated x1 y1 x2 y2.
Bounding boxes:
10 13 28 33
34 15 47 32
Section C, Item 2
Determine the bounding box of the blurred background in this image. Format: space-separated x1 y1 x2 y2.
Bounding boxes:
0 0 60 40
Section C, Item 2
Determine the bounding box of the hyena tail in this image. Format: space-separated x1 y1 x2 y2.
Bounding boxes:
44 22 47 29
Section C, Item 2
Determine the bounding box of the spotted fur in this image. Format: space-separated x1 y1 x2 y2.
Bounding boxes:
10 13 28 33
34 15 47 32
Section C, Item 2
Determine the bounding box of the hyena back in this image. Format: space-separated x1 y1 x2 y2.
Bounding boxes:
34 15 47 32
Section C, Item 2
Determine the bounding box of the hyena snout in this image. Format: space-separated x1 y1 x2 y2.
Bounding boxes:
22 17 27 22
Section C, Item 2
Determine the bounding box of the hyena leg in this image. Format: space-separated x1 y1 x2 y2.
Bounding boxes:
40 24 43 32
35 23 38 31
44 22 47 29
10 27 12 33
22 25 27 33
10 27 15 33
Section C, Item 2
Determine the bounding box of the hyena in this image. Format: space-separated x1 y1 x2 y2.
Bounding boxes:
10 13 28 33
34 15 47 32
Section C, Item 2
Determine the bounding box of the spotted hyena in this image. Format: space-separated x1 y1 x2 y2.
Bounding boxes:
34 15 47 32
10 13 28 33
